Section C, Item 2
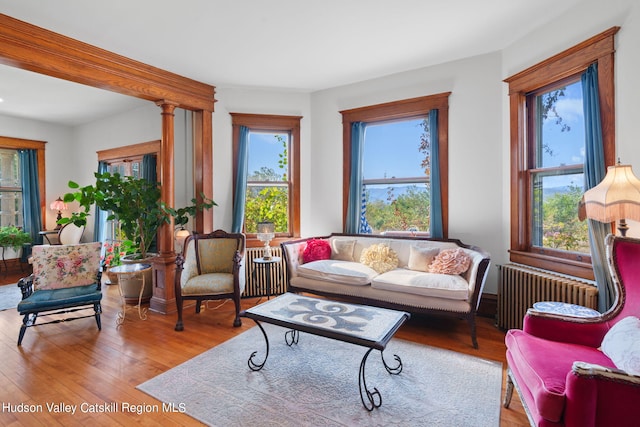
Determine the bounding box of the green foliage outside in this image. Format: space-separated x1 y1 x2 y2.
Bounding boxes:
540 184 589 252
244 134 289 233
364 186 429 233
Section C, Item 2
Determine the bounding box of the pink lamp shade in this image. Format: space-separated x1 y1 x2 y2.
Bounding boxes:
50 197 67 212
582 164 640 236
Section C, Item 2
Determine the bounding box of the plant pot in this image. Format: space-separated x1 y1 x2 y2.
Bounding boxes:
105 268 119 285
119 253 157 304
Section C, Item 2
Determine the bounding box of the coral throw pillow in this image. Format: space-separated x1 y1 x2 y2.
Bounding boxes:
360 243 399 274
429 248 471 275
302 239 332 263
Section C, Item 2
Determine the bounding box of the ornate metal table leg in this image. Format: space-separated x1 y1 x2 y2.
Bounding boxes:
116 273 126 326
248 320 270 371
359 348 382 411
137 273 148 320
285 329 299 346
381 351 403 375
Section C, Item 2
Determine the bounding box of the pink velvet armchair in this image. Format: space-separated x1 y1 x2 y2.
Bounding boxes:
504 234 640 427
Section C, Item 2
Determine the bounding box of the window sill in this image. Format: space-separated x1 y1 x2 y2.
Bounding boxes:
508 250 595 281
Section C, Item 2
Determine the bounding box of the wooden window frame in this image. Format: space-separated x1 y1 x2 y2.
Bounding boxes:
504 27 619 280
340 93 450 237
0 136 47 228
231 113 301 247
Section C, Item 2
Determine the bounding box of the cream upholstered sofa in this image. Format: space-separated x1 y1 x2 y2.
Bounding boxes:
281 233 491 348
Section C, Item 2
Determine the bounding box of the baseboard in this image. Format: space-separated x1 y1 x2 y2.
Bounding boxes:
478 293 497 320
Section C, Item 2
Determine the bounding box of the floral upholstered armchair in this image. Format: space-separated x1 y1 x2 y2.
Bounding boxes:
174 229 246 331
504 235 640 426
17 242 102 346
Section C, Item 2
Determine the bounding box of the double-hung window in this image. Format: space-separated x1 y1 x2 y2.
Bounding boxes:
506 27 618 278
0 148 23 227
231 113 301 242
341 94 450 237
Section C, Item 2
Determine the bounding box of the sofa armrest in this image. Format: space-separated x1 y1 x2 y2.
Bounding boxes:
564 362 640 427
522 309 609 348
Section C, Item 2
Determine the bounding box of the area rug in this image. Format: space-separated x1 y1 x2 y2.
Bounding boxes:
138 324 502 426
0 283 21 311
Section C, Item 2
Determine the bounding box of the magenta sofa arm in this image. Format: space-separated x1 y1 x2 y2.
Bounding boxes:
522 310 610 348
563 362 640 427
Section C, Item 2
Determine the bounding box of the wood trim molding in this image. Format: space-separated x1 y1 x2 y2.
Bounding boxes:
0 14 216 111
97 140 161 162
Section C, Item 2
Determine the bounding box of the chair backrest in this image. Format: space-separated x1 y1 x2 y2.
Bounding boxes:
31 242 101 291
58 223 85 245
606 234 640 321
180 230 245 285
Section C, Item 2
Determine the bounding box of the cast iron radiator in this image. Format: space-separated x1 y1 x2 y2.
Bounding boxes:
497 263 598 330
243 246 288 298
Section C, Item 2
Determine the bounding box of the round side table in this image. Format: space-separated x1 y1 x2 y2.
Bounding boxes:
109 263 152 325
532 301 600 317
252 256 281 300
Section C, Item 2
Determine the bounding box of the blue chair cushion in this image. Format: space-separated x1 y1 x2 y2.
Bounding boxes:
17 284 102 314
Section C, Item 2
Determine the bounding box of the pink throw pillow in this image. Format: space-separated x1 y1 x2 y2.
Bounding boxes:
429 248 471 275
302 239 331 263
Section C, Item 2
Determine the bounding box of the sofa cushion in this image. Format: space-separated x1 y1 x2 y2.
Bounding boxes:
331 239 356 261
360 243 399 274
601 316 640 376
407 245 440 272
429 248 471 275
371 268 470 300
505 329 615 423
297 260 377 286
303 239 331 263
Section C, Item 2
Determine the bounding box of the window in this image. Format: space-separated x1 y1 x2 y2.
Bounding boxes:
505 27 618 278
341 93 450 236
362 119 430 234
0 136 46 230
0 149 23 227
231 113 301 242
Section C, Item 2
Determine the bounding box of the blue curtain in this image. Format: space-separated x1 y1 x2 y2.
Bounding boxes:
429 109 444 238
93 161 108 242
346 122 366 234
582 63 614 312
142 154 157 183
232 126 250 233
18 149 43 245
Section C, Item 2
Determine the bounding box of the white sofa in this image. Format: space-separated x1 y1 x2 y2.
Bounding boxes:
281 233 491 348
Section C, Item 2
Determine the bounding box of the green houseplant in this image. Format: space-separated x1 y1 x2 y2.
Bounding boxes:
0 225 32 251
61 171 216 259
60 172 216 302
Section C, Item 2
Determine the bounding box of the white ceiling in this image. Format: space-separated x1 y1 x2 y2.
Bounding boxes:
0 0 585 126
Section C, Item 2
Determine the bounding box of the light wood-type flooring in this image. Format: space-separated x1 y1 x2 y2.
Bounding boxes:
0 267 529 426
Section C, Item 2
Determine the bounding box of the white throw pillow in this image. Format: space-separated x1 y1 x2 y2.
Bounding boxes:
407 245 440 272
601 316 640 376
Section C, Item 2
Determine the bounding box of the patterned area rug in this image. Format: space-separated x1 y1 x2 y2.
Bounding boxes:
138 324 502 426
0 283 21 311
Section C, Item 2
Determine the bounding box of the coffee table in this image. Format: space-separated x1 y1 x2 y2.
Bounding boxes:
240 292 410 411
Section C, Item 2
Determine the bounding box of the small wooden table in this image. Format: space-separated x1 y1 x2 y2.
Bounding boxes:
240 292 410 411
109 263 152 326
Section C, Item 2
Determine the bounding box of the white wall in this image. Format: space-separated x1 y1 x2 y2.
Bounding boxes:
309 52 504 292
212 87 312 231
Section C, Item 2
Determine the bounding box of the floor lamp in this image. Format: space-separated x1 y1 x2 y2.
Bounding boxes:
582 163 640 236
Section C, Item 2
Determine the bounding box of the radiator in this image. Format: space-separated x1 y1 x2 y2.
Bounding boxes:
497 264 598 330
243 246 288 298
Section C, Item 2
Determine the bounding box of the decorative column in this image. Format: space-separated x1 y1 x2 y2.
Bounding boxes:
151 100 179 314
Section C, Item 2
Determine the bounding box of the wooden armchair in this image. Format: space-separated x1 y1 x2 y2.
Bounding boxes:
174 229 246 331
17 242 103 346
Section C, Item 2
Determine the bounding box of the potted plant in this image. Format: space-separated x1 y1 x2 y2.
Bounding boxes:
0 225 32 266
61 171 216 301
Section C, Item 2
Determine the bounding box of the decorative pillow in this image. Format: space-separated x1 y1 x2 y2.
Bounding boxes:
302 239 332 263
32 242 102 290
407 245 440 272
360 243 399 274
331 239 356 261
429 248 471 275
601 316 640 376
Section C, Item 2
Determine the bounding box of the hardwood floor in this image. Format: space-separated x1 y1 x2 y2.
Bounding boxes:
0 268 529 426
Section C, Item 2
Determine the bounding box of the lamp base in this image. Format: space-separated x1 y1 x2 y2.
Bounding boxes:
618 219 629 237
263 244 273 260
